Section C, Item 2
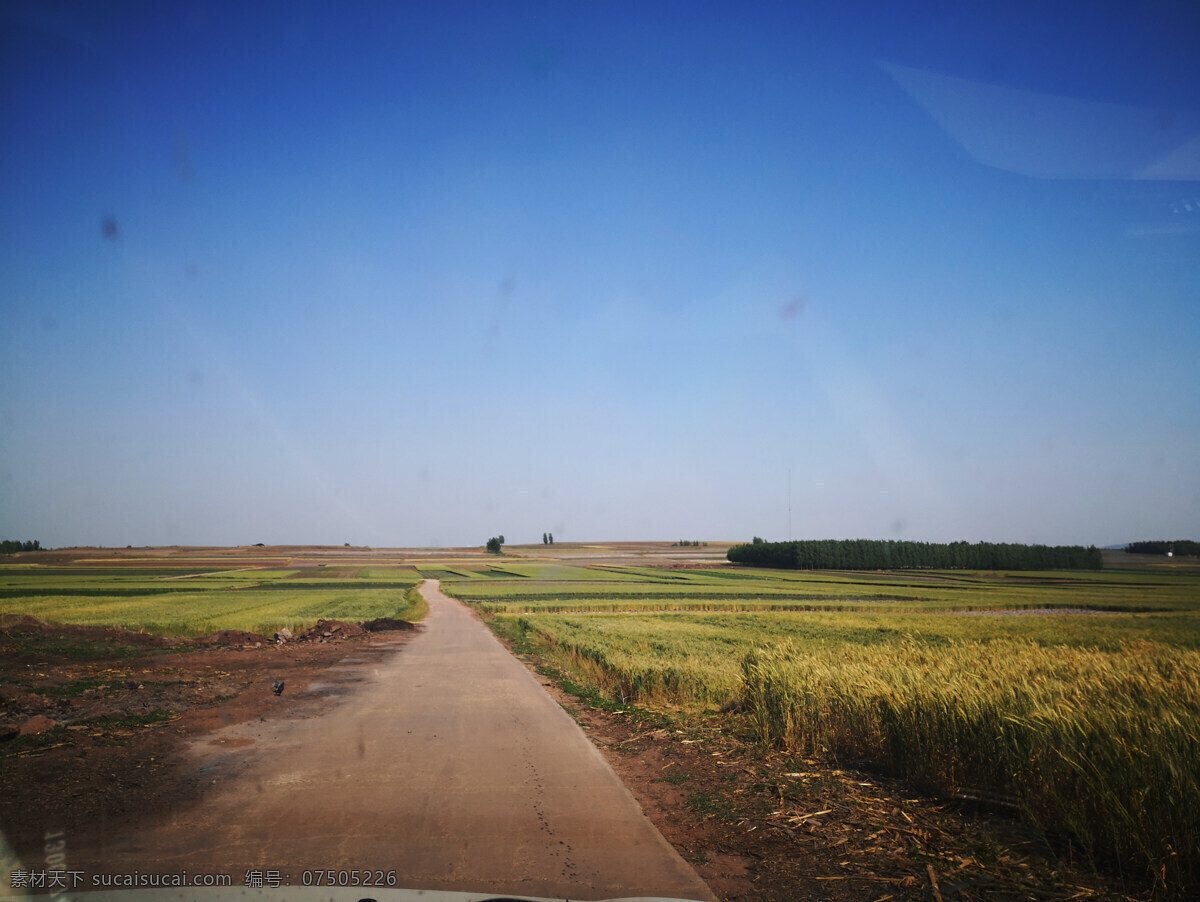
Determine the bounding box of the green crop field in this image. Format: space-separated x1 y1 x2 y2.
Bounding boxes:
443 565 1200 613
0 565 424 637
458 562 1200 896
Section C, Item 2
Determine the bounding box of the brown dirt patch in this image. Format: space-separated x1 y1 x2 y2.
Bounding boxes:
197 629 267 645
0 617 417 878
0 613 174 650
360 617 417 632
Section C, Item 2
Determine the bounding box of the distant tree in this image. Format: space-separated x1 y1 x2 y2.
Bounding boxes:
0 539 40 554
542 533 548 545
752 536 765 544
499 535 505 544
486 537 503 554
548 533 554 544
1127 540 1170 555
1127 540 1200 556
728 539 1102 571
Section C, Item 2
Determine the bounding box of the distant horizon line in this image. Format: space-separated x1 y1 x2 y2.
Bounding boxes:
2 538 1154 553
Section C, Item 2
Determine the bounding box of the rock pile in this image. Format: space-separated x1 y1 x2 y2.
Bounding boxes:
298 619 364 642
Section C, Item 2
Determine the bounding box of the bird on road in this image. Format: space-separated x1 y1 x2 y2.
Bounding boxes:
272 680 285 696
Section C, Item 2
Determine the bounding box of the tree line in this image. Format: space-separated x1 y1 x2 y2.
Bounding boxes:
1126 539 1200 556
728 539 1102 571
1 539 41 554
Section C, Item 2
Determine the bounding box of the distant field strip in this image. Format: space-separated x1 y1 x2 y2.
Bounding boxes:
416 568 474 580
0 568 424 636
447 563 658 582
444 567 1198 612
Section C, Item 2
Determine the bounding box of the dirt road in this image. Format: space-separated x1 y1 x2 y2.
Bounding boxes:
72 580 716 901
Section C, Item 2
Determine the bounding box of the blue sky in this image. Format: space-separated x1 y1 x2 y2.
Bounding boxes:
2 1 1198 548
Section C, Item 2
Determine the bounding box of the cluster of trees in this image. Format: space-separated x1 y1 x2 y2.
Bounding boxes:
673 540 706 547
1126 540 1200 556
485 535 506 554
542 533 555 544
728 539 1103 571
1 539 41 554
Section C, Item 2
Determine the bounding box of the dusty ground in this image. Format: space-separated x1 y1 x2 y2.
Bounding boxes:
0 615 414 880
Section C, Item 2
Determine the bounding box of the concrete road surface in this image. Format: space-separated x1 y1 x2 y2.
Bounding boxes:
77 580 717 902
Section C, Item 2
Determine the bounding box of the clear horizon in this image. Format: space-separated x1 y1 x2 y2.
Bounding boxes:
11 539 1151 553
2 1 1198 549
